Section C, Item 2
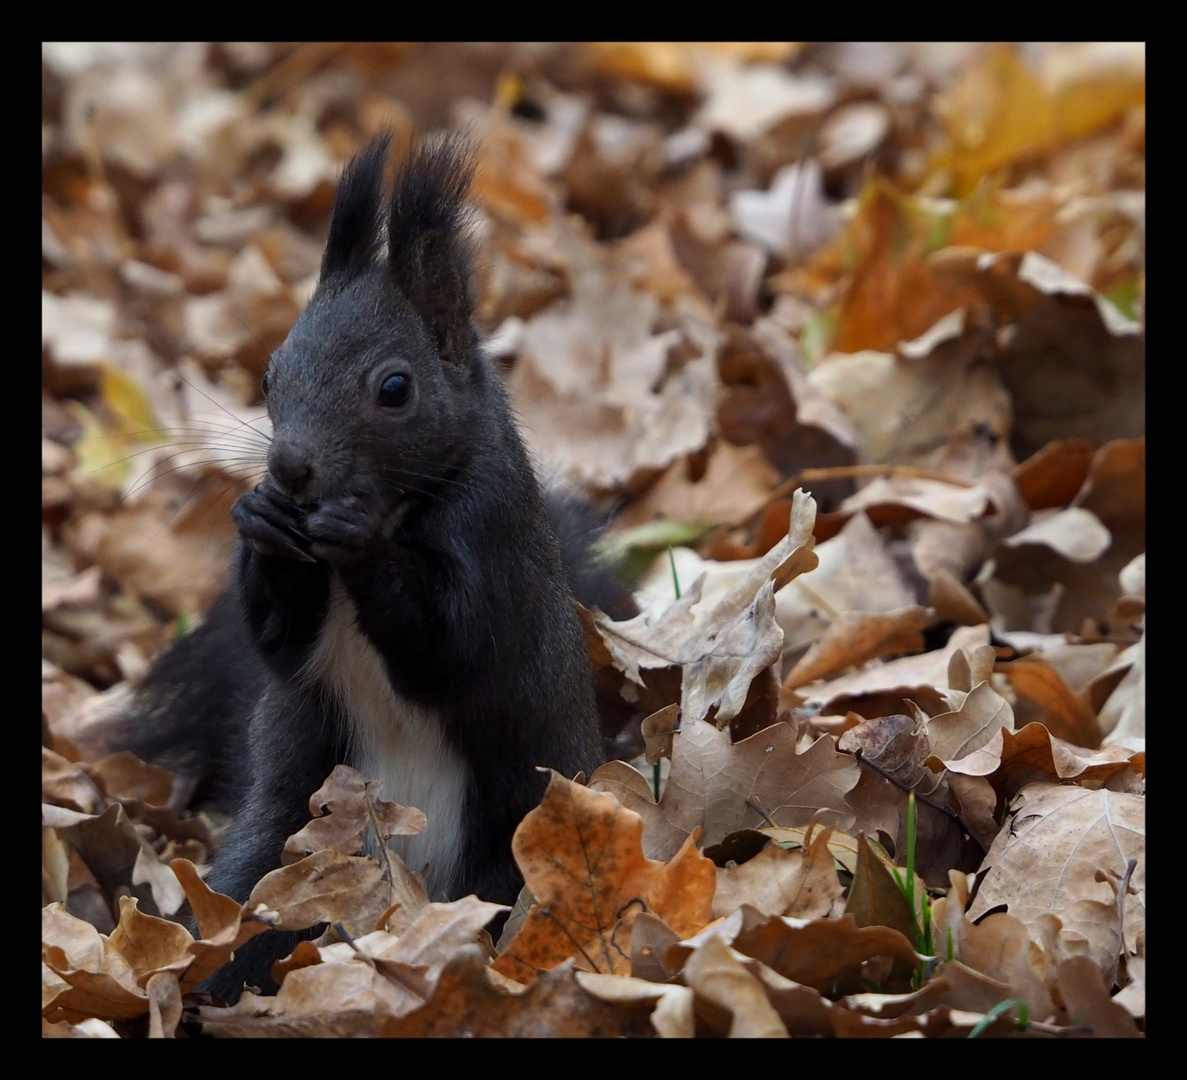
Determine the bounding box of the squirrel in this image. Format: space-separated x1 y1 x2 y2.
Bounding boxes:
120 136 624 1001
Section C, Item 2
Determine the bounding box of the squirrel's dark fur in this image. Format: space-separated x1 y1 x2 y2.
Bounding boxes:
121 137 619 1002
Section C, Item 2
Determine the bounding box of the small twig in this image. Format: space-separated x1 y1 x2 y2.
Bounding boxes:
739 464 978 533
797 464 976 488
745 797 778 830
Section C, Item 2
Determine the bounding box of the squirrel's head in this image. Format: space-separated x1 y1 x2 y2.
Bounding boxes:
260 135 487 510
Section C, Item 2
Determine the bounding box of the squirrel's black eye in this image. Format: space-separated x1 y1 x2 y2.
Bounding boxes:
378 373 411 408
261 369 272 398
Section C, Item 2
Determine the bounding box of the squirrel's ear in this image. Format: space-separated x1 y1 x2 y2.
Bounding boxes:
387 139 476 365
321 136 390 281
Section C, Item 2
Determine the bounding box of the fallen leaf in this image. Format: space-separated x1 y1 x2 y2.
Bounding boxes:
784 606 932 689
712 826 844 920
492 774 716 984
282 765 426 864
681 933 789 1037
968 783 1144 980
596 489 818 726
594 718 859 861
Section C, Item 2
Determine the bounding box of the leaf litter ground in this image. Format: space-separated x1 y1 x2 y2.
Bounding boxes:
42 42 1144 1037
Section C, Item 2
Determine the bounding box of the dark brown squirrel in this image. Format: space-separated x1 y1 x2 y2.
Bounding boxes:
122 136 629 1001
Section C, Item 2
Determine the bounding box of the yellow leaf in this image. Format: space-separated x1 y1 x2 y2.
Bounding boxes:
935 46 1054 194
99 365 161 440
68 402 130 490
934 44 1145 194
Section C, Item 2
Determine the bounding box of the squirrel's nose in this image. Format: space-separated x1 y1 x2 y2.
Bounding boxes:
268 438 314 499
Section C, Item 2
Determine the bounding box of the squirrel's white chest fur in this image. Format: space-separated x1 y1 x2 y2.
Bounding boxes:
305 573 469 899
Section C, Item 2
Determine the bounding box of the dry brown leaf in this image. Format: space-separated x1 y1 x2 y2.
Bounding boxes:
694 60 833 143
836 472 996 524
938 252 1144 460
715 320 859 490
838 713 936 792
741 958 925 1037
731 159 834 260
42 564 104 613
62 475 243 617
617 440 779 530
613 220 710 309
200 895 507 1033
593 719 859 861
86 751 173 808
1075 437 1145 525
1056 955 1141 1037
800 623 990 719
170 858 272 989
512 350 716 493
1098 636 1144 746
202 959 408 1037
784 606 932 690
1026 438 1145 636
145 970 182 1038
947 643 997 692
675 905 919 995
41 292 121 374
492 774 715 985
43 800 184 918
935 722 1140 799
681 933 789 1037
282 764 426 864
1113 944 1144 1023
926 679 1015 763
928 569 990 626
373 897 507 979
640 703 680 765
42 746 105 814
42 903 148 1023
928 872 1057 1020
810 340 1010 473
795 179 1052 353
836 709 968 887
969 783 1144 979
942 957 1053 1023
584 42 700 94
844 835 919 954
995 656 1104 748
246 848 417 939
596 489 818 726
1001 507 1111 563
578 972 697 1037
382 945 657 1037
1013 438 1096 511
106 895 194 986
778 510 917 652
712 827 844 920
668 212 767 323
508 232 721 489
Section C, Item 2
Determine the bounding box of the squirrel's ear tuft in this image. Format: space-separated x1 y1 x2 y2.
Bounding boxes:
321 136 391 281
387 138 477 365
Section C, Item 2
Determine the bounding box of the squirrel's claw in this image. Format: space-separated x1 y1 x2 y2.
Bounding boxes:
233 486 316 563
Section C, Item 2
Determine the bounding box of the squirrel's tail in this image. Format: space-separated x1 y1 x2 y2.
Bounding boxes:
543 488 636 621
114 588 260 812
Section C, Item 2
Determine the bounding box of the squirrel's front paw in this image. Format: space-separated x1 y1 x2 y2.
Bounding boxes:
233 480 315 562
303 496 383 563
